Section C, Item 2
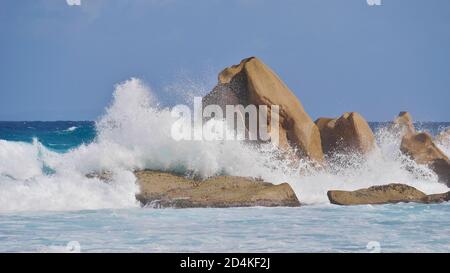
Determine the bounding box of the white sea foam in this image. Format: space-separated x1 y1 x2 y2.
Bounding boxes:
0 139 43 181
65 126 78 132
0 78 448 212
436 129 450 157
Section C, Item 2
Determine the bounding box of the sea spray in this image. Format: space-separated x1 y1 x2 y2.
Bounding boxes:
0 139 43 180
436 130 450 157
0 78 448 212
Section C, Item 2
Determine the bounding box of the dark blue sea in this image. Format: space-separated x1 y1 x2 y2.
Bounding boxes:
0 121 95 152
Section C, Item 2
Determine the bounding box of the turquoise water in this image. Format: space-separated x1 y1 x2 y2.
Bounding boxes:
0 121 447 153
1 205 450 253
0 121 95 152
1 120 449 252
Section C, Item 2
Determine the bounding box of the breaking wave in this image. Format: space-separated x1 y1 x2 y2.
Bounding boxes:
0 78 448 212
437 131 450 157
64 126 78 132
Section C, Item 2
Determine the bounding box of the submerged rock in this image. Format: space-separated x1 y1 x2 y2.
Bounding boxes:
203 57 324 162
400 132 450 186
327 183 450 205
315 112 376 155
135 170 301 208
86 171 114 182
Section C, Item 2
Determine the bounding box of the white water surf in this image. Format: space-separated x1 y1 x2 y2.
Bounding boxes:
0 78 448 212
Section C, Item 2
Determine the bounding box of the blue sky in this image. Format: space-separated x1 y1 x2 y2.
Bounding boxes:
0 0 449 121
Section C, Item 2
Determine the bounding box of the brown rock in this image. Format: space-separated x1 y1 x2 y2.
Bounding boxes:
429 159 450 185
135 170 301 208
392 111 416 136
400 132 450 186
420 191 450 203
203 57 324 162
314 117 336 155
401 132 448 164
328 183 450 205
315 112 376 155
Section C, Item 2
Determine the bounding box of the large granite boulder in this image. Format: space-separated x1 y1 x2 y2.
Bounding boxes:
203 57 324 162
135 170 301 208
315 112 376 155
314 117 336 155
400 132 450 186
327 183 450 205
392 111 416 136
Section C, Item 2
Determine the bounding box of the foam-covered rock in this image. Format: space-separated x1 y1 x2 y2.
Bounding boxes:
436 128 450 144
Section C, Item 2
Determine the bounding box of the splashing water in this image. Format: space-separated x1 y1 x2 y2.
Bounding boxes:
436 129 450 157
0 78 448 212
